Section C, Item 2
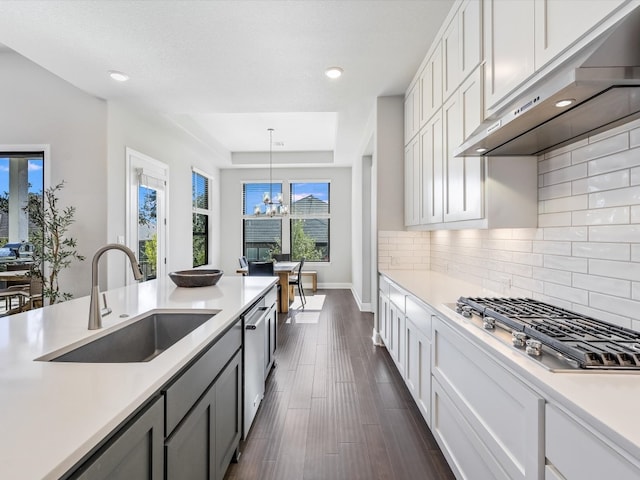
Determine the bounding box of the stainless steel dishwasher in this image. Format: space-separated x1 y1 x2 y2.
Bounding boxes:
242 299 268 438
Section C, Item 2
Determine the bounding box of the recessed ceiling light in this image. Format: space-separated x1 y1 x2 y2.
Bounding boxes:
325 67 343 79
108 70 129 82
554 99 575 108
476 148 487 153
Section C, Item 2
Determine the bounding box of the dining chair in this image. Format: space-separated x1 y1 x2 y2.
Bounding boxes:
238 256 248 268
0 263 30 311
248 261 275 276
288 258 306 309
272 253 290 262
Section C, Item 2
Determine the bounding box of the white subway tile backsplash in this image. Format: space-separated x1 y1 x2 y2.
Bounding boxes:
589 224 640 243
589 185 640 209
588 147 640 176
572 242 630 261
539 212 572 228
632 245 640 262
543 226 587 241
543 283 588 305
544 254 588 273
532 266 572 285
572 304 632 329
572 132 628 164
512 252 544 266
539 182 572 200
572 273 630 297
512 275 544 293
631 206 640 224
632 166 640 185
589 259 640 281
378 231 429 271
589 292 640 323
572 170 629 194
543 163 587 186
532 241 572 255
542 195 588 213
539 152 571 174
572 206 629 226
545 138 588 158
629 123 640 148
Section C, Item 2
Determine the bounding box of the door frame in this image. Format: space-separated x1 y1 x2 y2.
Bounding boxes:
125 147 169 284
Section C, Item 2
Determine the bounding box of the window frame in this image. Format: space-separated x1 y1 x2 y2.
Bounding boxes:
288 181 331 263
241 181 285 261
192 167 213 268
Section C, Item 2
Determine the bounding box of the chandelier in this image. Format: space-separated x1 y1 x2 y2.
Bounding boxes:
254 128 289 217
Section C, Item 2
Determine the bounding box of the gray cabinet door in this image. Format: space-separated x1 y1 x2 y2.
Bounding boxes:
215 350 242 480
166 349 242 480
264 303 277 378
72 396 164 480
165 379 216 480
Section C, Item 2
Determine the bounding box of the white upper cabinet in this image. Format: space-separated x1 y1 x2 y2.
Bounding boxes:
534 0 628 69
443 0 482 102
443 89 483 223
404 82 421 144
420 111 444 225
460 66 484 140
459 0 482 80
404 136 421 227
442 14 461 101
483 0 535 111
420 42 443 127
484 0 631 112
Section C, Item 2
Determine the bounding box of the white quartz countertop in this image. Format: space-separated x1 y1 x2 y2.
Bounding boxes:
380 269 640 461
0 274 277 480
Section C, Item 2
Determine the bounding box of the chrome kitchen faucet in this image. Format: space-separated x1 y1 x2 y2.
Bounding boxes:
88 244 143 330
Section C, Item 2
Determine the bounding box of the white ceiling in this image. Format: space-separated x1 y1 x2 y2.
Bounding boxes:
0 0 453 167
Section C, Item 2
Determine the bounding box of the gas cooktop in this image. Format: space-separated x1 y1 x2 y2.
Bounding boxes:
454 297 640 371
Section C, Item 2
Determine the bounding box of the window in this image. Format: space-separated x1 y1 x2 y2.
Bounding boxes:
242 182 283 260
290 182 330 262
192 170 211 267
0 153 44 246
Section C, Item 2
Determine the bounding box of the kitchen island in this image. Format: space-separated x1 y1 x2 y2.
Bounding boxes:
379 269 640 480
0 274 277 480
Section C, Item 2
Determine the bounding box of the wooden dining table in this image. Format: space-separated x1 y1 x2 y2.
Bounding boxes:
237 261 300 313
0 270 30 282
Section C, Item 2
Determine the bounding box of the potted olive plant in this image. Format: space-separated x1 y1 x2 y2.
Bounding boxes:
26 181 85 305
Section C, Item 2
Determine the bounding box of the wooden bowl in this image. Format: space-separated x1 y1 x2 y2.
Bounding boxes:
168 269 223 287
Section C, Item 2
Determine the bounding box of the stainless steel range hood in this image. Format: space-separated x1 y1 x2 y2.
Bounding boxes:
456 6 640 157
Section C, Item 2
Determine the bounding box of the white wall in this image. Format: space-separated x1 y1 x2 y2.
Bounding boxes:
219 166 352 287
0 50 226 297
106 102 226 288
0 50 107 298
431 118 640 331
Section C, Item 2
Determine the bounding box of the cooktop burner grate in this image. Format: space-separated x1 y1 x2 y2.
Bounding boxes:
457 297 640 369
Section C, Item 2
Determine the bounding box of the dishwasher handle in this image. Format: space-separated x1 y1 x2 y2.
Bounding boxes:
245 306 269 330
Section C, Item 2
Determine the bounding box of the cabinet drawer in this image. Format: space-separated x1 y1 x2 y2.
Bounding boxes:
389 284 406 312
405 296 432 339
546 403 640 479
379 274 390 297
432 378 510 480
164 320 242 435
265 285 277 308
432 316 543 480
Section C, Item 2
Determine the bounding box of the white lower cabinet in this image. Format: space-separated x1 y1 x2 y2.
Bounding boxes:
388 299 406 376
545 403 640 480
404 297 432 426
432 378 511 480
432 316 543 480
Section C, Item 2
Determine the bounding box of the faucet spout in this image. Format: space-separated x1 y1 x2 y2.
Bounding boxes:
88 244 143 330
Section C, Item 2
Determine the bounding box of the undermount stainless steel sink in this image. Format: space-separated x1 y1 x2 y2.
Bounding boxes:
41 311 218 363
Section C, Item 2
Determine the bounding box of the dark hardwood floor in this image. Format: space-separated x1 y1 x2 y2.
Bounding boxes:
224 289 455 480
